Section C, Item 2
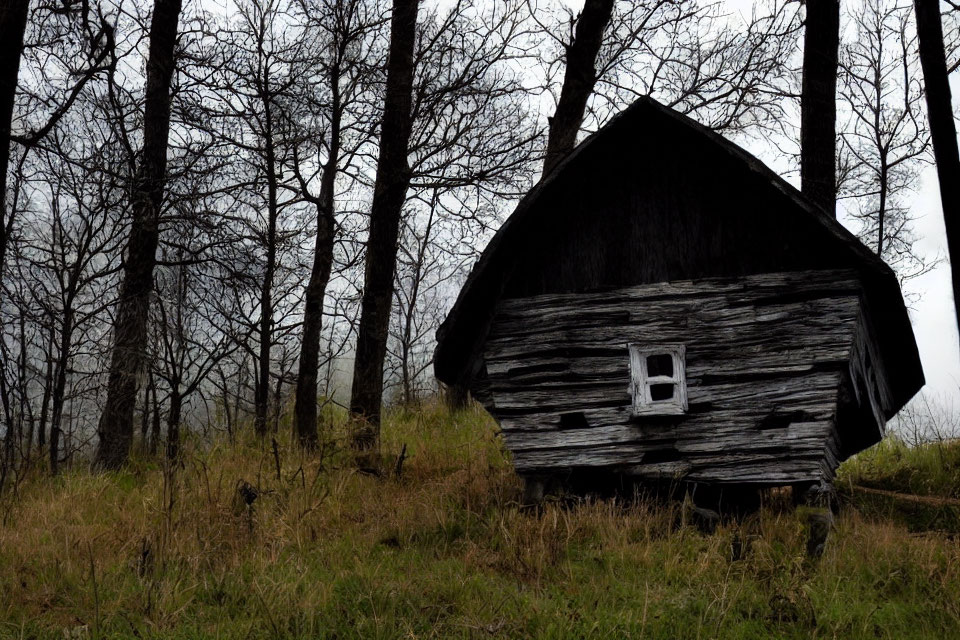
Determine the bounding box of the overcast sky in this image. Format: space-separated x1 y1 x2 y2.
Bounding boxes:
878 166 959 398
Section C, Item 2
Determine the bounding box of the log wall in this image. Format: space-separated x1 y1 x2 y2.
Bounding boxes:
479 270 879 484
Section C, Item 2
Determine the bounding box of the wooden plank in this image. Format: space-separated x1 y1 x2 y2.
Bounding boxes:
497 397 838 432
684 461 824 484
493 270 861 319
493 294 861 328
501 420 834 453
491 289 861 339
491 371 842 415
486 310 857 361
486 346 850 383
512 445 827 479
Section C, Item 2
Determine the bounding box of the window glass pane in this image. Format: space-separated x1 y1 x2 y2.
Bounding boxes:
649 383 675 401
646 354 673 378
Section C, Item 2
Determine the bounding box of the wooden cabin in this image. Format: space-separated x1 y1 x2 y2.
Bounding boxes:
433 97 924 493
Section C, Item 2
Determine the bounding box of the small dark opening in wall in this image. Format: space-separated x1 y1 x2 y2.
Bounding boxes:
650 383 675 401
643 447 681 464
559 412 590 429
647 354 674 377
758 410 814 430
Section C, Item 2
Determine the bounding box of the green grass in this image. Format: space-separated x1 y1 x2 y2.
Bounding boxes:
838 435 960 499
837 435 960 534
2 404 960 639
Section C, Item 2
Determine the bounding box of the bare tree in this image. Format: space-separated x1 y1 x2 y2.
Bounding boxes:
914 0 960 334
838 0 933 281
292 0 382 449
1 2 117 478
351 0 539 445
0 238 37 491
542 0 614 174
96 0 184 469
153 247 242 459
29 125 125 474
349 0 419 449
891 391 960 445
3 0 115 282
196 0 321 438
398 0 540 405
801 0 841 216
386 190 472 405
533 0 802 149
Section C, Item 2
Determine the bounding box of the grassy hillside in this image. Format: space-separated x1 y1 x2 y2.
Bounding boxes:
837 435 960 534
838 435 960 498
2 404 959 639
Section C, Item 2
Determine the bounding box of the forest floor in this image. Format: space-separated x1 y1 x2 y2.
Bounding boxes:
2 403 960 639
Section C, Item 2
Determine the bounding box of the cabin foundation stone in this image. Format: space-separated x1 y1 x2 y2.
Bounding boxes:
520 475 547 508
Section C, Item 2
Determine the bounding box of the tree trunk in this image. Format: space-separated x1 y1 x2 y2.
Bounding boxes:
292 201 335 448
17 310 33 461
234 359 244 436
0 0 30 281
48 310 73 476
877 161 888 256
149 379 161 455
542 0 615 176
95 0 183 469
254 212 277 437
166 388 181 460
0 367 13 493
140 371 152 448
254 72 280 438
271 364 284 432
914 0 960 332
293 64 342 450
349 0 419 449
23 401 34 460
36 322 53 452
800 0 840 217
445 383 469 411
219 369 233 441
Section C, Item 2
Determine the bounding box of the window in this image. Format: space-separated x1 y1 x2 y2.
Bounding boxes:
628 344 687 416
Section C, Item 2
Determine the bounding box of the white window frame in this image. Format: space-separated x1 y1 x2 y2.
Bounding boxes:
628 344 688 416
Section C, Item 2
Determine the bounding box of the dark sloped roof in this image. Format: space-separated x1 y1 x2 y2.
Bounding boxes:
434 96 924 413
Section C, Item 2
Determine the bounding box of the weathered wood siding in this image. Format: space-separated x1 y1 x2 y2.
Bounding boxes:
837 304 894 457
480 270 872 485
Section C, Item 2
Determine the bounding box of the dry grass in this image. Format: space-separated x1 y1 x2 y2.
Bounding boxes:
2 402 960 639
